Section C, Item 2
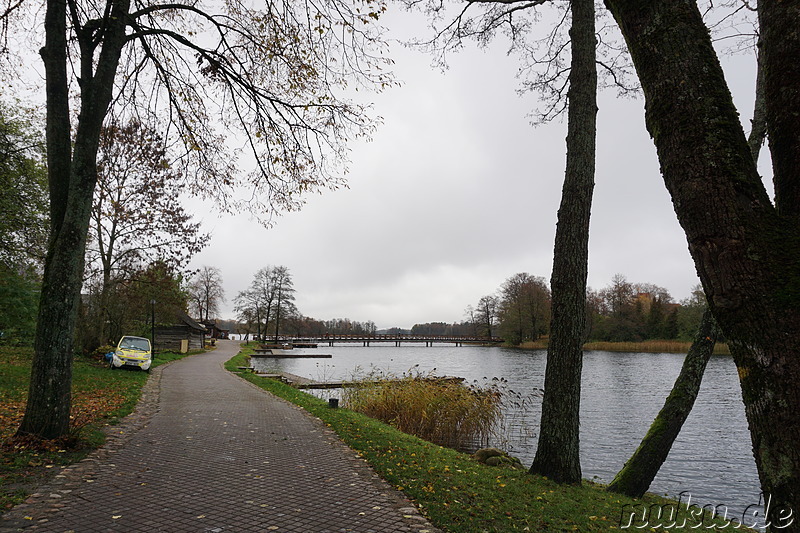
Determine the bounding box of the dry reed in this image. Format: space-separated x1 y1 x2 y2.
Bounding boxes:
517 339 730 355
342 370 502 451
582 340 730 354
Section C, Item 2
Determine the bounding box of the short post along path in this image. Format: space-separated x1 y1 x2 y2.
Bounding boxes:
1 341 438 532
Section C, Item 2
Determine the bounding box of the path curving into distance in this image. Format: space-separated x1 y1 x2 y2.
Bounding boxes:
1 341 437 533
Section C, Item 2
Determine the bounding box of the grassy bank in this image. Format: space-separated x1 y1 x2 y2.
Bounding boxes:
226 349 750 532
517 339 731 355
0 346 198 512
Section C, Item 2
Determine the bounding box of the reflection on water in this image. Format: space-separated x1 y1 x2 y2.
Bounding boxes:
250 344 760 518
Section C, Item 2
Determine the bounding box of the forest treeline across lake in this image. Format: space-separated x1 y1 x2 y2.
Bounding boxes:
221 271 714 351
409 273 716 350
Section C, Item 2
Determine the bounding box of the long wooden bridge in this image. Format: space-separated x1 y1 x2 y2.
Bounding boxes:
276 334 504 347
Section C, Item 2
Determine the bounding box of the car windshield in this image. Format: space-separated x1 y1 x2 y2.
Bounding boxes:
120 337 150 351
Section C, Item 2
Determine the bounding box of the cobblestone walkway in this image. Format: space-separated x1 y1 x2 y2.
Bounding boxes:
1 342 438 533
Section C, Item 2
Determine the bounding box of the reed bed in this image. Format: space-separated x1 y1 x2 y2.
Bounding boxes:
342 370 503 452
517 339 730 354
582 340 731 354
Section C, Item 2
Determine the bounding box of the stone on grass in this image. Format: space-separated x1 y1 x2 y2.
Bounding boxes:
473 448 526 470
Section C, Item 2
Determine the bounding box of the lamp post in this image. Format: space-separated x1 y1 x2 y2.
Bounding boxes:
150 299 156 356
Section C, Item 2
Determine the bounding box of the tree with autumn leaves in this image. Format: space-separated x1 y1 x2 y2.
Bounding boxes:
497 273 550 345
81 120 208 347
88 121 207 288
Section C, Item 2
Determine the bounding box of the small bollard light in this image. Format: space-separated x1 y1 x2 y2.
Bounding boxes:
328 398 339 408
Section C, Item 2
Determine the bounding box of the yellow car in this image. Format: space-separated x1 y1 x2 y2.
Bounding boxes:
110 335 152 372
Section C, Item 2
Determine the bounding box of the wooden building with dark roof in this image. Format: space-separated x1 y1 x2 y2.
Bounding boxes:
154 312 206 353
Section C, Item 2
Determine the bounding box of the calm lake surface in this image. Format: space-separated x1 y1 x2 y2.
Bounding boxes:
250 344 760 519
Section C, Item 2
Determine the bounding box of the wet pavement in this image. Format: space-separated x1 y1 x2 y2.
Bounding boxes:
1 341 439 532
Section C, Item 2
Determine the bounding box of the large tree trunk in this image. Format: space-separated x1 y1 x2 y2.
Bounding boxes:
16 0 77 440
17 0 130 440
604 1 800 529
607 308 717 497
607 47 769 499
529 0 596 484
760 1 800 218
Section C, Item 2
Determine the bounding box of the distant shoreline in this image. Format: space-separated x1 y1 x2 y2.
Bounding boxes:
516 339 731 355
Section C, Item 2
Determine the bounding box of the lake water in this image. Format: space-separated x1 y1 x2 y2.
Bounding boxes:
250 344 761 521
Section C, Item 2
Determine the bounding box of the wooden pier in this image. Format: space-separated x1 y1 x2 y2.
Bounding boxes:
252 346 331 358
252 371 463 390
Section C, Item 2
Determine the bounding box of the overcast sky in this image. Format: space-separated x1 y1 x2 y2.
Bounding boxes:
187 6 762 329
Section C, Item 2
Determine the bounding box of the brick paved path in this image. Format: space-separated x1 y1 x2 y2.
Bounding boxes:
1 342 438 533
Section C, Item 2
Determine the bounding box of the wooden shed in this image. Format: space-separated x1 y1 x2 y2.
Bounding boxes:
201 320 230 340
154 312 206 353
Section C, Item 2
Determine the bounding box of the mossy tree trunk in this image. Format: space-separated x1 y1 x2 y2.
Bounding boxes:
608 45 768 499
604 1 800 529
529 0 596 484
607 309 717 497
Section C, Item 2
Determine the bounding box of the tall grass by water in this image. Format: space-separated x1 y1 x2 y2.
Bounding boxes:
583 340 731 354
342 368 503 451
518 339 731 354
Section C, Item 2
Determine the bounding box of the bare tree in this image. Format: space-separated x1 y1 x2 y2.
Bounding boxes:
463 304 479 336
475 294 500 338
270 266 296 342
408 0 603 483
190 266 225 322
405 0 635 122
5 0 394 439
234 287 263 341
235 265 296 342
